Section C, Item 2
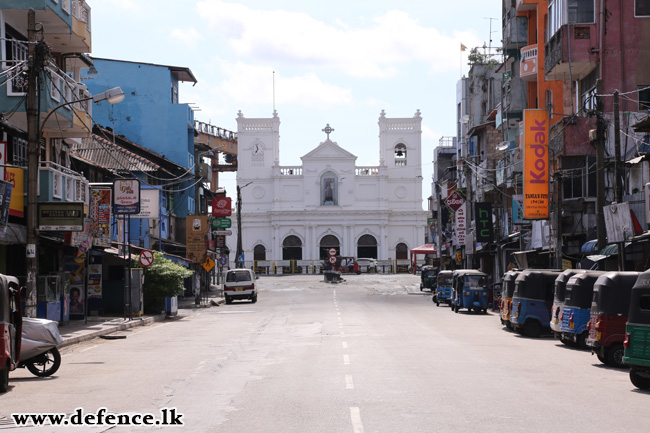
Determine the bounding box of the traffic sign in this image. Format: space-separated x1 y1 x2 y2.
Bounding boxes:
237 254 245 263
212 218 232 229
202 256 216 272
139 249 154 267
220 254 228 266
328 248 337 256
212 230 232 236
328 256 337 264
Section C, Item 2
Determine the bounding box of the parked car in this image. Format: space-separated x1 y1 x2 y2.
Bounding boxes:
587 271 640 367
357 258 377 273
558 271 605 348
510 270 561 337
223 268 258 304
420 265 437 292
434 270 453 306
500 270 522 329
551 270 588 340
624 269 650 389
451 269 489 313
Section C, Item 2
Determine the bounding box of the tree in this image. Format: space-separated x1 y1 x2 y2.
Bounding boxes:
133 252 193 309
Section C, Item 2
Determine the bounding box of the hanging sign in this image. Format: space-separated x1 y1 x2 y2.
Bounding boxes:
212 197 232 217
523 109 549 219
475 202 494 243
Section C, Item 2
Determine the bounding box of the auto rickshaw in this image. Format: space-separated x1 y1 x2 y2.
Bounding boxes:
500 270 522 329
420 265 436 292
550 270 587 340
623 269 650 390
434 270 453 306
558 271 605 348
451 269 489 313
510 270 561 337
587 271 640 367
0 274 22 393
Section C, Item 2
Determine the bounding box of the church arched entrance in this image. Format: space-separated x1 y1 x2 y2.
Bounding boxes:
395 242 408 260
319 235 340 259
357 234 378 258
254 244 266 261
282 236 303 260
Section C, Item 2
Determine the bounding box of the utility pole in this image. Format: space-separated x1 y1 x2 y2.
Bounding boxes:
613 90 626 270
595 81 607 251
25 9 40 318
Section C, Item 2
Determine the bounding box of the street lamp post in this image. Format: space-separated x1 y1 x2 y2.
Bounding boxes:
25 83 125 317
235 182 252 268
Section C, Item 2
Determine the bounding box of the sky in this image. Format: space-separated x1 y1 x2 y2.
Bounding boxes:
89 0 503 205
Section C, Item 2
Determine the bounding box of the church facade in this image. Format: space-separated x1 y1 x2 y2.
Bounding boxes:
231 109 429 263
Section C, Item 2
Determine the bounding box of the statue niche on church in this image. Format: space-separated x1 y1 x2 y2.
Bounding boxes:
321 172 337 205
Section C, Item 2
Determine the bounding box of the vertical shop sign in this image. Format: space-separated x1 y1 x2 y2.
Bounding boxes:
523 109 549 219
455 202 466 246
475 202 494 242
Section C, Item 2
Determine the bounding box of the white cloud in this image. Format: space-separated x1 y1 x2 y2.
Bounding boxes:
196 1 482 79
170 27 203 47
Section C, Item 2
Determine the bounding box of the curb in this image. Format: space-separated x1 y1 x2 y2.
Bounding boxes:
59 314 165 348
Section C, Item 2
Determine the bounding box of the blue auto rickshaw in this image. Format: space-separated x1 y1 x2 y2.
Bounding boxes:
510 270 561 337
451 269 489 313
434 270 453 307
550 270 587 340
558 271 605 348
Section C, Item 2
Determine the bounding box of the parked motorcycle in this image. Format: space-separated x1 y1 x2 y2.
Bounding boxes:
17 317 63 377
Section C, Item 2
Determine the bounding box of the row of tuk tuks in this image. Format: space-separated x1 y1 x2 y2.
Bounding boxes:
496 268 650 391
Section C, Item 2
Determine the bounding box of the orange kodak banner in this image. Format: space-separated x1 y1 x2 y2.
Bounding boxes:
523 109 549 219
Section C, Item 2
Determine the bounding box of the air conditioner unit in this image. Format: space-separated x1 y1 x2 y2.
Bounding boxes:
507 119 519 129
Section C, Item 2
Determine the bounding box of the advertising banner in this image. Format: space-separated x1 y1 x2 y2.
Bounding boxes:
38 202 84 231
523 109 549 219
133 189 160 219
512 194 524 225
5 167 24 218
212 197 232 217
91 188 112 247
475 202 494 243
0 180 13 234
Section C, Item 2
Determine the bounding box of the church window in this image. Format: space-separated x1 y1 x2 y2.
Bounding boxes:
321 171 338 205
395 144 407 166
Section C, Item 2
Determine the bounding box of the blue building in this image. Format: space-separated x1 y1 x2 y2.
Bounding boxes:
82 58 198 218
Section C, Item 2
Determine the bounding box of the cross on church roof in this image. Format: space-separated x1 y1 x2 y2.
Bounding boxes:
322 124 334 140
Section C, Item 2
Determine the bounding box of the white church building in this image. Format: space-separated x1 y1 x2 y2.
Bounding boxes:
230 109 429 265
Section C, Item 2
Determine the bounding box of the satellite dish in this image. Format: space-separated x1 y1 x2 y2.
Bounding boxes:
461 115 470 124
496 141 510 151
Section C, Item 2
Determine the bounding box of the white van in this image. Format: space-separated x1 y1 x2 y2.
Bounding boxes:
223 269 258 304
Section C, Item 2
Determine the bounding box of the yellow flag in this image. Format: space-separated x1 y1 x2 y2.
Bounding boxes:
460 43 467 51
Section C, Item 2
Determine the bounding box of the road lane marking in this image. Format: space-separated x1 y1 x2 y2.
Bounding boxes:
345 375 354 389
79 345 98 353
350 407 364 433
342 342 348 349
343 354 350 365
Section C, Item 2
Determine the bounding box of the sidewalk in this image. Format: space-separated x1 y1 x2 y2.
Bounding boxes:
57 288 224 348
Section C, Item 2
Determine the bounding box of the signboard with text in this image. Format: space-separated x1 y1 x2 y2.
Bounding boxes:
212 197 232 217
475 202 494 243
113 179 141 214
523 109 549 219
38 202 84 231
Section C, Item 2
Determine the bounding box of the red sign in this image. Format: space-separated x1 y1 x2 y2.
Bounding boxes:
212 197 232 217
445 191 465 212
329 256 337 264
139 249 154 267
328 248 337 256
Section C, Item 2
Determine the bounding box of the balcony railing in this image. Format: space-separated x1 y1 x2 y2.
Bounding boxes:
39 161 89 203
280 167 302 176
520 44 538 81
72 0 92 32
356 167 379 176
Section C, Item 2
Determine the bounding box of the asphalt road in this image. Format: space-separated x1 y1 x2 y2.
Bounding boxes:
1 274 649 432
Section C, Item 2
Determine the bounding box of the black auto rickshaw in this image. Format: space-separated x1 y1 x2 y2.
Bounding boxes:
0 274 22 393
420 265 436 292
